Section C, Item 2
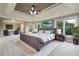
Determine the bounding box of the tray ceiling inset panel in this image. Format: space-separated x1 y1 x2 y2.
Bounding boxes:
15 3 56 15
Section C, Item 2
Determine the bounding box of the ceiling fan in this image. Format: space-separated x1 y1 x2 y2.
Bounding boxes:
30 5 41 15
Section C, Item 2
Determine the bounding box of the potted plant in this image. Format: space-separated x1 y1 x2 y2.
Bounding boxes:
72 27 79 45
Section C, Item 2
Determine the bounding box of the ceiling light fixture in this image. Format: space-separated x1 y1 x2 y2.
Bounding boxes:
30 5 39 16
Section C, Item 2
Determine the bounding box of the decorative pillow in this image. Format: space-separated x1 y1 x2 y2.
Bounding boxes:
50 30 53 34
57 29 61 34
45 31 50 34
43 30 45 33
50 30 57 34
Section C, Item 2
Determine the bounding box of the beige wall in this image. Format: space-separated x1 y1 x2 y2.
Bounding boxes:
0 19 24 36
2 23 20 30
24 22 30 34
32 22 42 32
20 23 25 33
23 22 41 34
0 20 3 36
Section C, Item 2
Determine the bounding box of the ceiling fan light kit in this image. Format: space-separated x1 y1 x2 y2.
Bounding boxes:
30 5 38 16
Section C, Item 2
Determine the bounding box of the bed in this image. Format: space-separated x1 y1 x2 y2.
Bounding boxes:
20 28 57 51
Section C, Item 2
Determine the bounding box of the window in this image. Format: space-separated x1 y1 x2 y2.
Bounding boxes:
29 24 33 32
56 18 75 35
57 21 63 33
42 20 53 28
65 19 75 35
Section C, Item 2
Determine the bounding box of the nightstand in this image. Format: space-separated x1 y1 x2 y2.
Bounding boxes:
55 34 65 42
73 37 79 45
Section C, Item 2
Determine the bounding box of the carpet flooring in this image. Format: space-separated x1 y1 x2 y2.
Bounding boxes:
1 35 79 56
49 42 79 56
0 35 61 56
0 40 27 56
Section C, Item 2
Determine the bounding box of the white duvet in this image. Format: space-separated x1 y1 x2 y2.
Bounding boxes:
28 33 55 43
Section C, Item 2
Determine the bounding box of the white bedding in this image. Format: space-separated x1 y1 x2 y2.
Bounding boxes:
28 33 55 43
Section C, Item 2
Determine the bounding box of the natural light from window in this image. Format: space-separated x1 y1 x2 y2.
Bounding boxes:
65 19 75 23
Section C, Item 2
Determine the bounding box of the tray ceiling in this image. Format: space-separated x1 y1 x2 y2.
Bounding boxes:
15 3 56 15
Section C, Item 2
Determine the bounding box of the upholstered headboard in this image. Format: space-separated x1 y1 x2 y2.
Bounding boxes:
38 28 57 34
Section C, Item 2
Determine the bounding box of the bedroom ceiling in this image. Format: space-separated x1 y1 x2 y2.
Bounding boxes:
15 3 56 15
0 17 24 24
0 3 79 22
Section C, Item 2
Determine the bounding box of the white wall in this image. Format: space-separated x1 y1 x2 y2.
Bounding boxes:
76 14 79 26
